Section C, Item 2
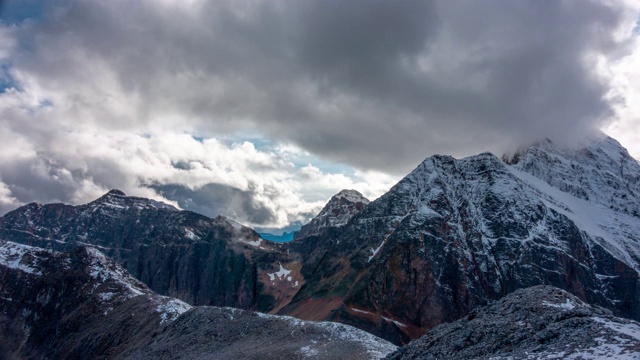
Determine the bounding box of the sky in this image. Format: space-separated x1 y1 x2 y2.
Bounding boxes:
0 0 639 233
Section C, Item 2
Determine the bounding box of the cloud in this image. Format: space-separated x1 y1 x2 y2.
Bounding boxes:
0 115 397 226
3 1 639 170
150 183 276 224
0 0 639 226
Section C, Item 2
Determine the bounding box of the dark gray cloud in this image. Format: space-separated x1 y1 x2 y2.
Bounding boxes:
150 183 275 225
5 0 634 174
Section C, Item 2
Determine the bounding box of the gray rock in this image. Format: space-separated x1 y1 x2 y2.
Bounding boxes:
385 286 640 359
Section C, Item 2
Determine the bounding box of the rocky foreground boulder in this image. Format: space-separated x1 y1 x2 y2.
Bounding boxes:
385 285 640 359
0 239 397 359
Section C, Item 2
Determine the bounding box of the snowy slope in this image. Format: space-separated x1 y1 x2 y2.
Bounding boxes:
508 134 640 272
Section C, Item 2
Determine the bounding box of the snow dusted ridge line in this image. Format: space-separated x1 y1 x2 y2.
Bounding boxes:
294 189 370 240
0 239 192 326
254 311 397 359
86 247 149 298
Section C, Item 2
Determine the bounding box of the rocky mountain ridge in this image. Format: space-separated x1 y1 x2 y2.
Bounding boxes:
386 285 640 359
0 188 304 313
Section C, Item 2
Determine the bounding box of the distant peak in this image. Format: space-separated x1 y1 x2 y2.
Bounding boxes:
332 189 370 204
293 189 370 240
107 189 126 196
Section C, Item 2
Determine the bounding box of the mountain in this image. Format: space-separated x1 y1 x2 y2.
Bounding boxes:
1 134 639 347
294 189 370 240
280 134 640 344
0 189 296 312
386 285 640 359
0 239 397 359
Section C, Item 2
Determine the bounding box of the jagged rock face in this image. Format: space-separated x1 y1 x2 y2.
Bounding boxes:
386 285 640 360
294 189 370 240
0 190 290 311
0 240 397 360
281 136 640 345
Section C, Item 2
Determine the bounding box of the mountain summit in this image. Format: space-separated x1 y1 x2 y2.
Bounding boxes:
294 189 370 240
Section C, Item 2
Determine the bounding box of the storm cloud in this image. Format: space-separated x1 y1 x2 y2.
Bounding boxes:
0 0 639 226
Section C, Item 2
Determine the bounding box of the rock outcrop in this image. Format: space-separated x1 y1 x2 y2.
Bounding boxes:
386 285 640 359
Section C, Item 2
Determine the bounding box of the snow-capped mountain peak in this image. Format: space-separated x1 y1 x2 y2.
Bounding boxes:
503 134 640 271
293 189 370 240
91 189 178 212
507 134 640 217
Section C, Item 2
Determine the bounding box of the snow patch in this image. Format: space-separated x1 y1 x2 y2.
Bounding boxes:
542 298 579 310
0 240 45 275
368 241 385 262
98 292 116 302
247 238 262 247
299 345 319 357
184 229 200 241
268 263 292 283
350 308 409 328
156 298 192 324
592 317 640 341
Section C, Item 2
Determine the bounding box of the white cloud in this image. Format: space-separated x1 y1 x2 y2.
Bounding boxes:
603 5 640 159
0 87 396 226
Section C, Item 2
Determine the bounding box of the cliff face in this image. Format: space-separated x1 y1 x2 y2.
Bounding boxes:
0 239 397 360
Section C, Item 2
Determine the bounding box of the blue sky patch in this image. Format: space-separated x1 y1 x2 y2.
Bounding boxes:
0 0 49 25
